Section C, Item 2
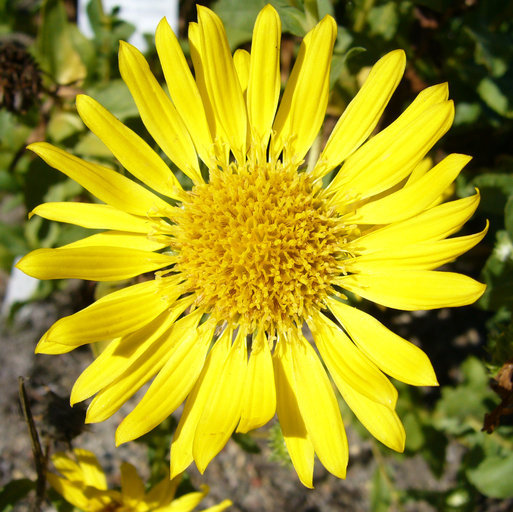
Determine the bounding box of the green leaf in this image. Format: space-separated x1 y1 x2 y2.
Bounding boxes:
465 26 510 78
403 411 424 451
467 454 513 498
480 230 513 311
0 110 34 170
85 79 138 121
211 0 265 48
434 357 496 435
74 131 112 159
420 426 447 478
471 173 513 216
0 479 34 511
0 222 29 271
505 196 513 240
232 432 261 453
370 467 392 512
212 0 308 48
367 3 399 41
37 0 86 85
477 77 513 119
453 102 482 126
47 112 84 143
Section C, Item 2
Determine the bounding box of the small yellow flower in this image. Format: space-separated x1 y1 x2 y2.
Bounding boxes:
18 5 486 487
46 449 231 511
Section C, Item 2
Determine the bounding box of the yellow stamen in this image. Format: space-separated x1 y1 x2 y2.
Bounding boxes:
172 162 345 333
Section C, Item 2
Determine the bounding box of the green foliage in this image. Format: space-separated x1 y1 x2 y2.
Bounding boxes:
370 467 393 512
466 452 513 499
232 432 262 454
0 480 34 511
36 0 87 86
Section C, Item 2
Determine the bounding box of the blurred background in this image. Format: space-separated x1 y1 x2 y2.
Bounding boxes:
1 0 513 510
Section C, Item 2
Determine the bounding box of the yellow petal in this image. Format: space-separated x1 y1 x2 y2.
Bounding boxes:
335 101 454 202
330 83 451 199
342 153 471 224
27 142 172 216
84 300 193 422
327 298 438 386
314 49 406 179
392 82 449 124
118 41 202 184
291 334 348 479
188 21 223 163
337 381 405 452
116 313 214 444
35 331 75 354
271 16 337 165
70 299 191 404
197 6 247 163
42 276 181 346
233 49 250 95
272 340 315 488
247 4 281 157
70 336 125 402
30 202 156 233
51 451 85 483
345 192 481 253
120 462 145 501
162 486 208 512
310 312 398 408
406 156 433 184
337 270 486 310
345 223 488 272
146 474 179 507
193 329 247 473
201 500 233 512
76 95 183 199
237 330 276 433
46 474 91 510
170 328 233 479
16 246 173 281
74 449 108 489
156 17 215 169
62 231 169 252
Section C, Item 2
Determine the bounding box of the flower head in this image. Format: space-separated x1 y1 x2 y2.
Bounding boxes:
18 5 487 487
47 449 231 511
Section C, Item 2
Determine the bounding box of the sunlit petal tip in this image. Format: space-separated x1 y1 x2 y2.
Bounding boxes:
114 426 131 446
14 251 39 278
35 340 73 355
75 93 89 108
261 3 278 15
118 39 131 53
156 16 170 33
196 4 219 27
318 12 337 34
26 141 46 154
34 331 72 355
69 386 82 407
423 82 450 103
378 49 406 74
388 48 406 62
439 81 449 98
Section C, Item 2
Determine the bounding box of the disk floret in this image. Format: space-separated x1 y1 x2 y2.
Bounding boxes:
173 163 342 333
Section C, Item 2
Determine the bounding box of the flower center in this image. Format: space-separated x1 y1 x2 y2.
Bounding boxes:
172 163 343 334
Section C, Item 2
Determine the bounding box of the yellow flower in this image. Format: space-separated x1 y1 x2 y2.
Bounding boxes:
17 5 487 487
46 449 231 511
